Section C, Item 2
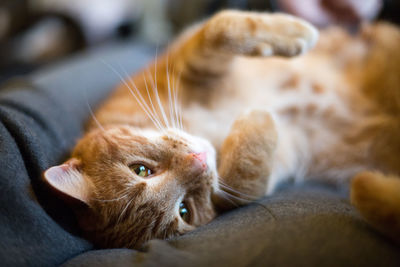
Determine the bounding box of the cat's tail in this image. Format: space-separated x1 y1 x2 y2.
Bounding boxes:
351 171 400 244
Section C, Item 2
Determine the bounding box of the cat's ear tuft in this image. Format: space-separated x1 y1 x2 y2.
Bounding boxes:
43 158 92 204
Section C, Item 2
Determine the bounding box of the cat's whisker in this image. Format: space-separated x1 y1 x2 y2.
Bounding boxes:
218 180 258 201
117 64 165 132
219 189 253 204
165 51 176 129
93 186 133 202
101 59 163 132
142 73 166 132
169 56 179 129
219 189 272 214
164 41 177 130
153 47 171 129
216 190 240 208
218 182 273 211
175 68 184 130
145 68 168 131
171 60 182 130
117 197 135 224
84 88 105 132
93 194 128 203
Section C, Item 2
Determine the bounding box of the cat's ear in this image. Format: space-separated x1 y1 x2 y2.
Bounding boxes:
43 158 92 204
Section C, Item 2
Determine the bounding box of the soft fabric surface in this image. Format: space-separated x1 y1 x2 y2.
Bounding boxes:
0 41 399 267
63 186 400 267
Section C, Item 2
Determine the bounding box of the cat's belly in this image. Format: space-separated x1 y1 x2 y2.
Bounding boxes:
184 57 370 185
185 56 351 146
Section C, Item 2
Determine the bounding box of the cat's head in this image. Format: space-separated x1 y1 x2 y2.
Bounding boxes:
43 125 218 248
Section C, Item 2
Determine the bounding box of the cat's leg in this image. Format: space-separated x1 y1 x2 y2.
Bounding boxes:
200 10 318 57
105 11 318 128
162 10 318 87
358 24 400 174
351 171 400 243
361 23 400 116
351 24 400 241
213 109 277 211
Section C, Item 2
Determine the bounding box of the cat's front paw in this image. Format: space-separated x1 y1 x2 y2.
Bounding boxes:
217 109 278 203
233 109 277 136
203 10 319 57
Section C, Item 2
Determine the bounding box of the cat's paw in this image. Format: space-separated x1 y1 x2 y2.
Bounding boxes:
229 109 278 161
218 109 278 201
203 10 319 57
232 109 277 140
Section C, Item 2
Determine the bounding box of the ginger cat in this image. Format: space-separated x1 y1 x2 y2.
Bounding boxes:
43 10 400 248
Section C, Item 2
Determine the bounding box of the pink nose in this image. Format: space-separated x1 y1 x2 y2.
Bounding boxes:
188 152 207 171
193 152 207 164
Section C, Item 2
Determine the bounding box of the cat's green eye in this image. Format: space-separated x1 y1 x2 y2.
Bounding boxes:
179 202 190 223
130 164 153 177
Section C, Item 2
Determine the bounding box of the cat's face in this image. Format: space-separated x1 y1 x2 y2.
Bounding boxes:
44 125 218 248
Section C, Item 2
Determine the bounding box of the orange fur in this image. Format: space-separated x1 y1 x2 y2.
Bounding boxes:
351 172 400 243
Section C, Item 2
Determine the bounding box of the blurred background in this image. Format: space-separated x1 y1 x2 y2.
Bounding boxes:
0 0 399 84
